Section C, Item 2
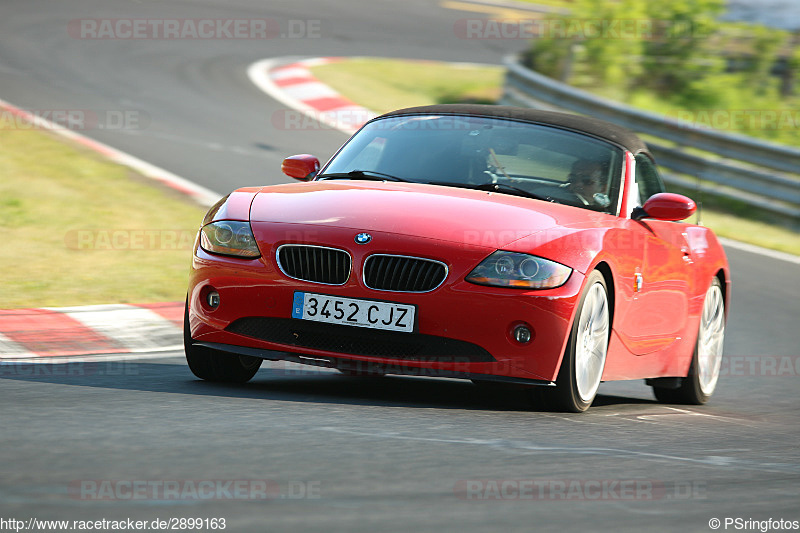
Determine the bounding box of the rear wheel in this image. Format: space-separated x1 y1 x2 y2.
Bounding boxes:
652 278 725 404
184 301 262 383
534 271 610 412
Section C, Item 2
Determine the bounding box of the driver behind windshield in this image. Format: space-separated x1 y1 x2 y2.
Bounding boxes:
565 160 610 208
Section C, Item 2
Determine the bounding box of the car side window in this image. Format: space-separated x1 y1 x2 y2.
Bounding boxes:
635 154 665 204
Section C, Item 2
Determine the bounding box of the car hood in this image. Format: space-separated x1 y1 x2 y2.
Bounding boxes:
249 181 601 248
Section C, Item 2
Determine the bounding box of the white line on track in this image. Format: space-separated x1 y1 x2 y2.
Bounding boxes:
316 425 799 473
0 351 184 365
719 237 800 265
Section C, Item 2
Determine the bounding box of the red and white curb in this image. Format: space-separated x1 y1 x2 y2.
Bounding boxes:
0 97 214 361
0 97 220 208
0 303 183 360
247 57 377 135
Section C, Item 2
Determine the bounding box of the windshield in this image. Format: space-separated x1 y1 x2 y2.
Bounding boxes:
319 114 624 214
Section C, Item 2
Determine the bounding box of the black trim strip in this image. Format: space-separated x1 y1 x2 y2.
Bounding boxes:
192 341 553 386
224 317 494 362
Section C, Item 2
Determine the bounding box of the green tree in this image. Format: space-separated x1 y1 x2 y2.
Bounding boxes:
572 0 646 86
779 34 798 97
525 32 575 81
526 0 647 86
739 25 787 95
639 0 726 98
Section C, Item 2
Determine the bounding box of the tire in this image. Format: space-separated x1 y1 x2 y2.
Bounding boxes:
652 278 725 405
534 270 610 412
184 301 262 383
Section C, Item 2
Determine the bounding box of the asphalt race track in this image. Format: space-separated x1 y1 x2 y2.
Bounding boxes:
1 1 799 531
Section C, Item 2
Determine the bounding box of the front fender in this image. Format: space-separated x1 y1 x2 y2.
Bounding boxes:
202 187 264 224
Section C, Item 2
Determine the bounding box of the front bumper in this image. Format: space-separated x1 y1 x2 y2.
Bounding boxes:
188 227 586 382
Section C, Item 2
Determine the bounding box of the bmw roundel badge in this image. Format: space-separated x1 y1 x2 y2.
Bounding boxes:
355 232 372 245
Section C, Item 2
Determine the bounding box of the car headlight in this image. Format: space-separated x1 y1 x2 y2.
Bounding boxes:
466 251 572 289
199 221 260 258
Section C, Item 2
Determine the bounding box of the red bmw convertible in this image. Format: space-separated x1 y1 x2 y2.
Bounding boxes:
185 104 730 412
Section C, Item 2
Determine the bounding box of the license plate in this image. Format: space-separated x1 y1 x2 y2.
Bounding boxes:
291 292 415 333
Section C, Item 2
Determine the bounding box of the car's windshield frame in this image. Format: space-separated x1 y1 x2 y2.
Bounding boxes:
317 114 627 215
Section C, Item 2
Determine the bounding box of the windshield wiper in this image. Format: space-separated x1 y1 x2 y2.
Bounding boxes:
316 173 548 201
426 181 548 201
316 170 407 182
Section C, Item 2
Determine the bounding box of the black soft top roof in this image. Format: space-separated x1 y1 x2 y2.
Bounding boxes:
376 104 649 154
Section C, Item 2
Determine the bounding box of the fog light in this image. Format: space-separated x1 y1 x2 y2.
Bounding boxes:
513 325 532 344
207 291 220 309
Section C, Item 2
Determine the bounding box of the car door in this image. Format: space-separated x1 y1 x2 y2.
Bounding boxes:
616 154 692 356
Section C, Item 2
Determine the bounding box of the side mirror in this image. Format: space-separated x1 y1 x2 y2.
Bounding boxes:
282 154 320 181
633 192 696 222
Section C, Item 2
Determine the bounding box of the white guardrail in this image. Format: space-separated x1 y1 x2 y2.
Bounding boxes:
500 57 800 223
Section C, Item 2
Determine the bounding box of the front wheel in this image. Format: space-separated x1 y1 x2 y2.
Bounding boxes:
534 270 610 412
653 278 725 404
184 302 262 383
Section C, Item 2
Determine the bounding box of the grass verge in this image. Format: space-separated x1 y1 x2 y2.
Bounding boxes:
311 57 800 255
0 128 208 308
666 183 800 255
310 58 503 114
